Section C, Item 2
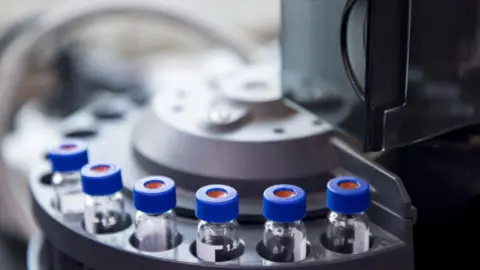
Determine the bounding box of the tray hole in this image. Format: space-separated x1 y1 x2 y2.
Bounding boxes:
190 240 245 262
81 213 132 235
40 172 53 185
64 129 96 139
129 233 182 252
93 107 124 120
256 240 311 263
273 128 284 134
320 233 375 254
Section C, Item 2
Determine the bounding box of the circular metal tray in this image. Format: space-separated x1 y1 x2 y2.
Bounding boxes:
31 166 402 270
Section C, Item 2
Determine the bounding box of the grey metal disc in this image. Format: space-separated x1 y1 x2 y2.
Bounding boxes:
132 65 339 197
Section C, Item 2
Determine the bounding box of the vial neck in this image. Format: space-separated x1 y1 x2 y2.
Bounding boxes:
330 211 365 220
86 192 122 202
53 171 81 185
57 171 80 176
269 220 301 227
203 220 235 226
145 210 173 218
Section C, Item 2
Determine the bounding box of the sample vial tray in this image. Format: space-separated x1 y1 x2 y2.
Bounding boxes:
29 138 415 270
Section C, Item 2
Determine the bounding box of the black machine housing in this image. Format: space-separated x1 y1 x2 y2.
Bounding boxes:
283 0 480 151
282 0 480 268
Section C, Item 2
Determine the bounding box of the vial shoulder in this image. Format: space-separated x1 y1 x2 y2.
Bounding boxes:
294 220 307 232
264 220 306 235
136 210 176 222
197 220 208 229
84 192 123 206
52 171 81 185
198 220 239 231
265 220 305 228
226 219 239 228
84 194 96 206
327 211 369 227
111 192 123 201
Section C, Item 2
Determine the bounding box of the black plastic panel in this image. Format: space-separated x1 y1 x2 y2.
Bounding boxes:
282 0 480 151
380 0 480 149
364 0 410 150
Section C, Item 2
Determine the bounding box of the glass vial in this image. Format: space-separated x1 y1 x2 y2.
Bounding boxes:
324 176 370 254
262 184 307 263
195 184 241 263
48 141 89 216
81 163 125 235
133 176 178 252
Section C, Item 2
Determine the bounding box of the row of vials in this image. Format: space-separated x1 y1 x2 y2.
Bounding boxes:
48 141 371 263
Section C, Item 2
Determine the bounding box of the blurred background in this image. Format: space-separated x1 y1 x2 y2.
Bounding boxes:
0 0 279 55
0 1 280 268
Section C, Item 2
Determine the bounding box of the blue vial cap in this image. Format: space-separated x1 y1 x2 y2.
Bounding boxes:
81 163 123 196
327 176 370 214
133 176 176 214
48 141 89 173
263 184 306 223
195 184 239 223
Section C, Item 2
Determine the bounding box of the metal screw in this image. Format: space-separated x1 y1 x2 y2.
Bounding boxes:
208 109 231 124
